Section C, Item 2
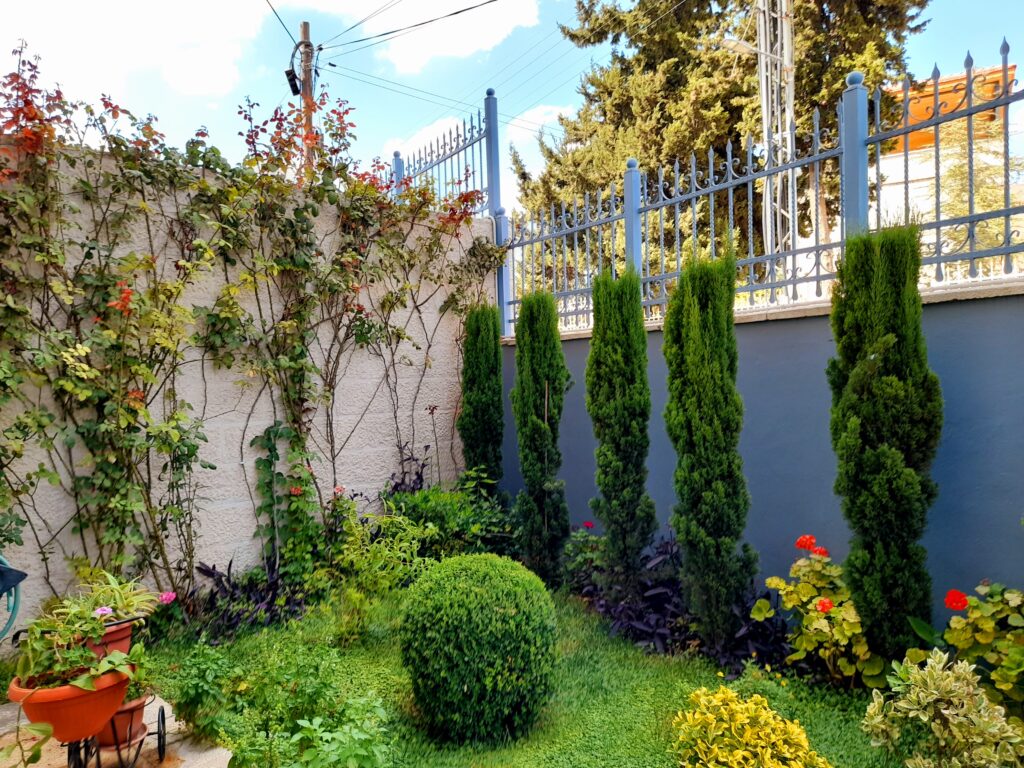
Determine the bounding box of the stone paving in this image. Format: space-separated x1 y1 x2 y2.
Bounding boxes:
0 696 230 768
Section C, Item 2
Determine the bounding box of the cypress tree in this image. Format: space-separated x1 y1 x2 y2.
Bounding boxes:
457 303 503 486
511 292 570 584
827 226 942 660
585 267 656 594
663 254 756 650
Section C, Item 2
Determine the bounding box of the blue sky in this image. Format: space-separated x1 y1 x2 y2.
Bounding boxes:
5 0 1023 208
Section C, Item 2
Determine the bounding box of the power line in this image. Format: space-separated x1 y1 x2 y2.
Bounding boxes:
320 27 420 60
509 0 688 118
319 0 498 51
325 65 565 136
264 0 297 46
320 0 406 48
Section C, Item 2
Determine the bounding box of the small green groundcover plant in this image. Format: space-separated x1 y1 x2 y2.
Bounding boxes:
670 685 833 767
911 582 1024 722
753 534 887 688
863 649 1024 768
400 553 556 743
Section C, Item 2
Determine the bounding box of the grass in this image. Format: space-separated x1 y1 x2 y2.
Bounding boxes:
150 594 899 768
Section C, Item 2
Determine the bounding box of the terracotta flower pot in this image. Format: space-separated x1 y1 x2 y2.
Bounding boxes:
86 620 134 658
95 694 147 747
8 671 129 743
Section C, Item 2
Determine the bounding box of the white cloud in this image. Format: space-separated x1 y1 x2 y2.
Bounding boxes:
379 116 463 162
4 0 537 104
501 103 573 213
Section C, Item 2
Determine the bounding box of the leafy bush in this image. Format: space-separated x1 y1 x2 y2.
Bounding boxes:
663 253 757 650
400 554 556 743
511 291 570 585
585 267 657 594
863 649 1024 767
911 582 1024 722
285 699 390 768
171 643 232 740
457 303 503 486
388 472 514 559
828 227 942 660
754 534 887 687
562 524 605 595
670 686 833 767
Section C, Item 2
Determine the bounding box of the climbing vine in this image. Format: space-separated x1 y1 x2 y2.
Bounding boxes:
0 45 499 596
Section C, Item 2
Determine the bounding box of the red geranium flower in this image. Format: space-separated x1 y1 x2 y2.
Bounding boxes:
795 534 816 551
945 589 969 611
583 521 594 530
290 486 303 497
816 598 834 613
811 546 830 558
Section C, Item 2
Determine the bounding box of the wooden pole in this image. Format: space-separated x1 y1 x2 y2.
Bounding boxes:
300 20 315 174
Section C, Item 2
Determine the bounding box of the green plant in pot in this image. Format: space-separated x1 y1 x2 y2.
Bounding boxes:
75 571 158 657
8 600 141 743
96 647 152 747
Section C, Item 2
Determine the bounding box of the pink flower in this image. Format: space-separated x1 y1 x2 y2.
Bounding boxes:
94 606 113 617
158 591 177 605
334 485 346 496
583 521 594 530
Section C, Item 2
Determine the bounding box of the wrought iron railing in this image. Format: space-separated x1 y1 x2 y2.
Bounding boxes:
500 41 1024 333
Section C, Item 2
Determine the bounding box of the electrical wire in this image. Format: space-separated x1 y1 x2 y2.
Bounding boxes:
325 64 565 135
319 0 498 51
264 0 297 46
320 0 406 48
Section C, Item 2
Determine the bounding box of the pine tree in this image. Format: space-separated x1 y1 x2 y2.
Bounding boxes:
827 226 942 660
663 254 757 650
457 303 503 486
515 0 927 216
585 267 656 595
511 292 570 584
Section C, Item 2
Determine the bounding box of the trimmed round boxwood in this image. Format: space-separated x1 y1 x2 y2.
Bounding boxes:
400 553 556 743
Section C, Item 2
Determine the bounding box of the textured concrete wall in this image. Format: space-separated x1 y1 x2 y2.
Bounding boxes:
501 294 1024 616
6 202 491 618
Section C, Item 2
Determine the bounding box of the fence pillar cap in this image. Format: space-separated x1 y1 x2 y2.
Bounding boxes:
495 207 506 217
845 71 865 88
486 88 495 97
393 150 401 158
626 157 638 170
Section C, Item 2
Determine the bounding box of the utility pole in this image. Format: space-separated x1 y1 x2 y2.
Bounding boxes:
300 20 315 174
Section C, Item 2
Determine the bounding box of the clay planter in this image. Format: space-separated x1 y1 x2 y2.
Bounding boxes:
86 619 135 658
96 694 147 747
8 671 129 743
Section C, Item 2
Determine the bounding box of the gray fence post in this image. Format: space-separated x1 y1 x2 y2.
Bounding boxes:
840 72 869 236
623 158 642 276
391 151 405 200
484 88 511 334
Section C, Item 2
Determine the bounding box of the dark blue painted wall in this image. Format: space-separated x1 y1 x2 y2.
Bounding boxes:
500 295 1024 617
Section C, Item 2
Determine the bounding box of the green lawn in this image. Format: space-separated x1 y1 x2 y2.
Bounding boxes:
150 594 900 768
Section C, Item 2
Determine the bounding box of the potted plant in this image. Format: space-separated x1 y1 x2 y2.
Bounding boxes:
7 599 140 743
96 647 151 747
76 571 158 657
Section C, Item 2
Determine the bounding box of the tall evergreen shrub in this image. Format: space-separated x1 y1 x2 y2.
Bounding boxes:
457 303 503 486
585 267 656 594
663 254 757 650
827 226 942 660
511 292 570 584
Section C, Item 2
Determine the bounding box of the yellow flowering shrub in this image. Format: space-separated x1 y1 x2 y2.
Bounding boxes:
670 686 833 767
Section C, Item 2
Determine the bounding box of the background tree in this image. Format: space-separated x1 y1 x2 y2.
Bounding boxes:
827 226 942 660
511 292 570 583
457 303 503 487
585 268 656 595
663 254 757 650
514 0 927 220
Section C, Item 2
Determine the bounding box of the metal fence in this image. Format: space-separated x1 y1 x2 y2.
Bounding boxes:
500 42 1024 332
